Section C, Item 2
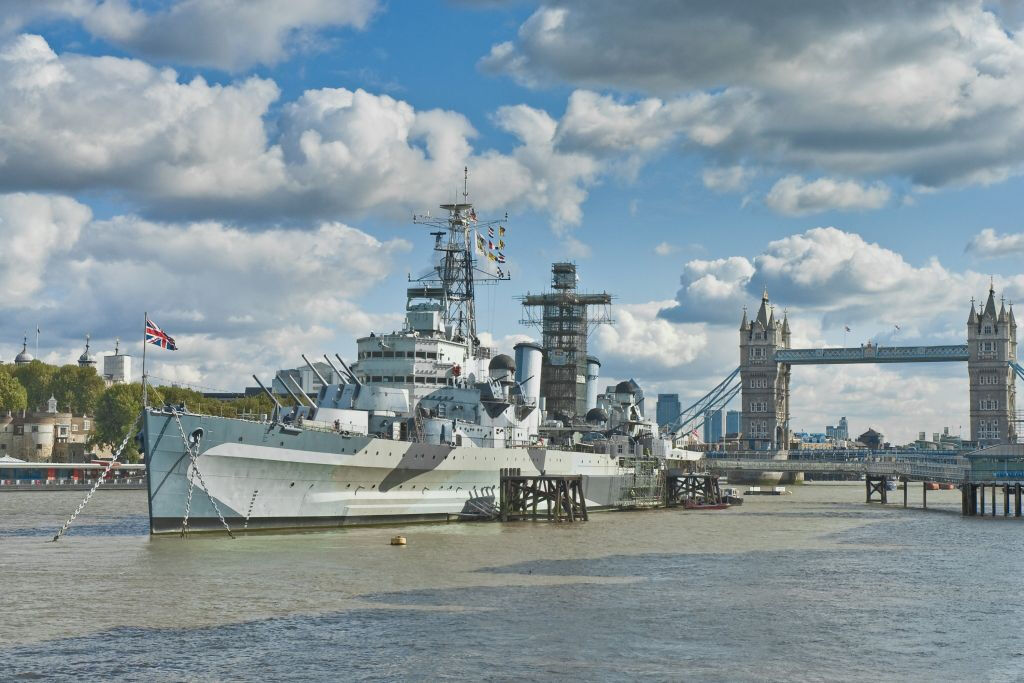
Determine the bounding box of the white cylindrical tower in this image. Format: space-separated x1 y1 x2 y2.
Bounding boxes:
585 355 601 411
514 342 543 406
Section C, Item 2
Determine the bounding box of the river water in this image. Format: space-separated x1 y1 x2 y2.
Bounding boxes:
1 483 1023 681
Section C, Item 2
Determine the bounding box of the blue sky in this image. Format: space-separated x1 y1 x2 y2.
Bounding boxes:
1 0 1023 441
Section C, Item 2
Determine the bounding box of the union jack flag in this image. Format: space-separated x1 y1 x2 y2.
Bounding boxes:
145 318 178 350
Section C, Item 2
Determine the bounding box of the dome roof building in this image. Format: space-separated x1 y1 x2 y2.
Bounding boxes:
78 334 97 368
14 336 33 365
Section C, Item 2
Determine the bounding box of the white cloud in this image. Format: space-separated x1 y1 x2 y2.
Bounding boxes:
0 192 91 302
0 192 411 388
662 227 1011 329
0 34 607 234
484 1 1024 190
702 165 755 193
595 300 707 369
562 235 593 258
661 256 756 324
654 242 678 256
965 228 1024 257
490 103 602 229
1 0 380 71
764 176 891 215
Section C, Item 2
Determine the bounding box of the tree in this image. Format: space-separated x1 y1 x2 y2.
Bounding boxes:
92 383 162 462
11 360 56 410
0 368 28 412
50 365 107 416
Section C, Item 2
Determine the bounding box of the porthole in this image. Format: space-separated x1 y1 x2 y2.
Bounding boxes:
290 482 295 487
372 484 376 488
346 484 351 488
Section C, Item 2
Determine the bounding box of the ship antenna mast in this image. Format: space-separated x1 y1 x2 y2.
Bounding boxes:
410 167 510 359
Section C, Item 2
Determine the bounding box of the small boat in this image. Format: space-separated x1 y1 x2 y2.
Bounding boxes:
939 483 956 490
721 487 744 505
683 500 730 510
885 479 897 491
744 486 791 496
924 482 940 491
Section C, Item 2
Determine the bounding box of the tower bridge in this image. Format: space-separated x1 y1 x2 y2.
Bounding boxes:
774 344 969 364
738 284 1017 451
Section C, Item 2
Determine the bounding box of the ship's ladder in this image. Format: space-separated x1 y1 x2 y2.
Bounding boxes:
51 412 143 542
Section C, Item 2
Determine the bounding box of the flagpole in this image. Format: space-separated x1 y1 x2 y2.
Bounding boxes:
142 311 148 408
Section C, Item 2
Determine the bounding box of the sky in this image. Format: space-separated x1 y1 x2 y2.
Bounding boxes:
1 0 1024 442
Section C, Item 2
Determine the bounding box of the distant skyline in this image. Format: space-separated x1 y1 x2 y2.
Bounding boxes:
2 0 1024 441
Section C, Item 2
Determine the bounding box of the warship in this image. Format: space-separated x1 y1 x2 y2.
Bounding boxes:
142 175 677 534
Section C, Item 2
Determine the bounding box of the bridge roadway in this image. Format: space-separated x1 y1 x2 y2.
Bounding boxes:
774 344 968 364
702 451 969 483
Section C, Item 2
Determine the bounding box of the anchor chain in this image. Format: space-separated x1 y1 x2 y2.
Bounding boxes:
181 459 197 537
171 410 235 539
52 413 143 542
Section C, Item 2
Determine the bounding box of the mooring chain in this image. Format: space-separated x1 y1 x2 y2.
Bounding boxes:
51 413 143 542
171 410 235 539
181 461 197 537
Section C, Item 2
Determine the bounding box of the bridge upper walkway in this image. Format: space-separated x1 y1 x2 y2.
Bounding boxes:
774 345 969 364
702 451 969 483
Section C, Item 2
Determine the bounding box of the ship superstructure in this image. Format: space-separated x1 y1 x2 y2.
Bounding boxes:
141 173 680 534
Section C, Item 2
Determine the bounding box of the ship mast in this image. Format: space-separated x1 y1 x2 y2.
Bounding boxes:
410 168 509 357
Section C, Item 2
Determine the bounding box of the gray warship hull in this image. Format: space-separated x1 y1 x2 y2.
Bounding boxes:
144 410 629 534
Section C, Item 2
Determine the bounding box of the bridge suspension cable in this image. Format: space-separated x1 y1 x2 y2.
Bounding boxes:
663 367 741 444
1010 361 1024 383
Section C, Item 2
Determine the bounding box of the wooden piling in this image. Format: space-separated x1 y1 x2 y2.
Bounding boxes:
865 476 887 504
665 472 723 507
1005 484 1011 517
499 471 588 523
1016 483 1022 518
903 479 908 508
922 481 927 510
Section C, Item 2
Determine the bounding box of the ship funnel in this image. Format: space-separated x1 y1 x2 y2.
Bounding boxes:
585 355 601 411
514 341 543 407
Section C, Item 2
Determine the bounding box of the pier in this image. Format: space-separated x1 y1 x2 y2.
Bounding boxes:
499 468 589 522
0 462 146 490
665 472 723 507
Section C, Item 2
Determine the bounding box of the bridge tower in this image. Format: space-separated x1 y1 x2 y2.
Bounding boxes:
967 285 1017 446
739 290 791 450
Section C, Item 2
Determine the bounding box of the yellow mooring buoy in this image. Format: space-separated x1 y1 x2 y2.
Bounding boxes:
390 535 407 546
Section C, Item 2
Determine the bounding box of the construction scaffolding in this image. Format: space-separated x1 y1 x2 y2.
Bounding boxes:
520 263 613 418
612 456 665 509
